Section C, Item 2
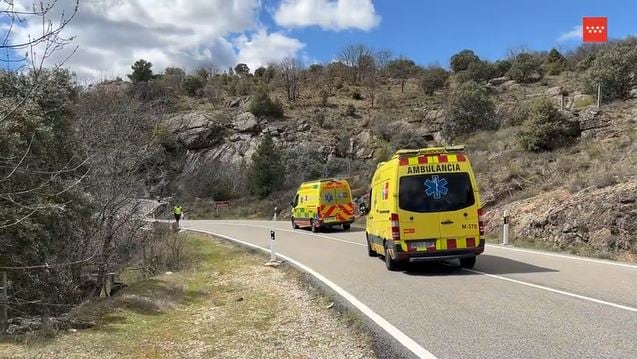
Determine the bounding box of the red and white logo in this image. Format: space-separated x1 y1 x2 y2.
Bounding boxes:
582 17 607 43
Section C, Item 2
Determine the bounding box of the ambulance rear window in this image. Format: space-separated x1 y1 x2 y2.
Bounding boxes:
399 173 475 213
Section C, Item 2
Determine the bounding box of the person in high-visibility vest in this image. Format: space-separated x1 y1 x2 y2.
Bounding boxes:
172 205 183 225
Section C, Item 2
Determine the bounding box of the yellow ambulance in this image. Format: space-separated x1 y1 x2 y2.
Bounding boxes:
365 146 484 270
291 179 355 232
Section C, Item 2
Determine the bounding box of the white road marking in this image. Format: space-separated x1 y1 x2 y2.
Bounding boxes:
485 244 637 269
464 268 637 313
211 221 367 247
185 227 437 359
191 221 637 314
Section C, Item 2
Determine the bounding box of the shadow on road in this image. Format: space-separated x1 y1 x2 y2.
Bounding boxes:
399 255 558 276
473 255 559 275
300 226 366 234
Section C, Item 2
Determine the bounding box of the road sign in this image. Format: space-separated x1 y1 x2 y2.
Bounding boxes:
214 201 230 209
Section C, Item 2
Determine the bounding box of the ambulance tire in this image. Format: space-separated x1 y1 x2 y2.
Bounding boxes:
384 241 400 271
343 224 351 231
291 218 299 229
460 256 476 269
366 233 377 257
310 219 318 233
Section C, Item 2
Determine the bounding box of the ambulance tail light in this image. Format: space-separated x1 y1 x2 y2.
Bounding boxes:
391 213 400 241
478 208 485 236
317 206 322 220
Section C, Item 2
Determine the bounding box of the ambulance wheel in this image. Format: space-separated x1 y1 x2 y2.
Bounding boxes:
460 256 476 269
384 242 400 271
291 218 299 229
366 233 377 257
343 224 351 231
310 219 318 233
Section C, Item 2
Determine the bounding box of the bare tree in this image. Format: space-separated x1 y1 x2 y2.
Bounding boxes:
1 0 79 124
375 49 393 75
277 57 303 102
338 44 372 84
360 55 379 107
74 85 166 296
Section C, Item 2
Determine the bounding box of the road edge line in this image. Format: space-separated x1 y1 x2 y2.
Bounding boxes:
484 244 637 269
465 268 637 313
184 227 437 359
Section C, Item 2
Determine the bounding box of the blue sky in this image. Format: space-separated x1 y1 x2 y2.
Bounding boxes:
263 0 636 66
2 0 635 79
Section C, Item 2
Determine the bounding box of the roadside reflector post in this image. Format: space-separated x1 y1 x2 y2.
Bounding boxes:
502 209 510 245
266 206 281 267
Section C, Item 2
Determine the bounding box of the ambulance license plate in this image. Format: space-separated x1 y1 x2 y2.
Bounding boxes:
324 216 336 222
412 241 435 250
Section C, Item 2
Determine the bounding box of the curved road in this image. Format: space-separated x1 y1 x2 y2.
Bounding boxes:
182 220 637 359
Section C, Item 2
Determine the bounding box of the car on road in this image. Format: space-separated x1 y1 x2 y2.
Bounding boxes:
291 178 355 232
365 146 485 270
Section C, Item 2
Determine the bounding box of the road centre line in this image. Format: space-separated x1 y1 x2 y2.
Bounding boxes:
185 227 437 359
464 269 637 313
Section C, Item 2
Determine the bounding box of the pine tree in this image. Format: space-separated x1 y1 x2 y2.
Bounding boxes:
127 59 153 83
248 134 285 198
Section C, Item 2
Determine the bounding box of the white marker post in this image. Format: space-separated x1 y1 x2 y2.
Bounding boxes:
502 209 510 245
266 206 281 266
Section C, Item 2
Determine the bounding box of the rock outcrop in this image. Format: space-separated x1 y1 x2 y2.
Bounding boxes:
484 181 637 256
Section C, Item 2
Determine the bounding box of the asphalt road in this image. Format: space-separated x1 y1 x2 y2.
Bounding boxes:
182 220 637 359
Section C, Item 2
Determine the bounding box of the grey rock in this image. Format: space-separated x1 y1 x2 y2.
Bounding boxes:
488 76 509 86
234 112 260 133
298 123 311 132
546 86 563 97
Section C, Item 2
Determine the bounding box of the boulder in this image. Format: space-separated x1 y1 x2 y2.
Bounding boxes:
173 114 226 150
501 80 521 91
488 76 509 86
546 86 563 97
234 112 260 133
297 123 311 132
353 130 375 159
227 98 242 108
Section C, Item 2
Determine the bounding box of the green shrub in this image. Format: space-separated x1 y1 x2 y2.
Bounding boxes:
420 66 449 95
390 131 429 151
183 75 206 96
516 97 578 152
507 53 544 83
456 60 499 83
494 60 512 77
450 49 480 73
443 81 496 139
544 48 566 75
584 38 637 101
249 88 284 118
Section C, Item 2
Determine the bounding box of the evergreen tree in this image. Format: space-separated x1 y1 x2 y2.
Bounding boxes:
249 134 285 198
128 59 153 83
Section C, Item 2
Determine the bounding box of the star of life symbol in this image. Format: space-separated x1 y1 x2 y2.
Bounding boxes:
325 193 334 202
425 175 448 200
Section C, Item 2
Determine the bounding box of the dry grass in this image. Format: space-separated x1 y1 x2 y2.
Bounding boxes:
1 234 376 359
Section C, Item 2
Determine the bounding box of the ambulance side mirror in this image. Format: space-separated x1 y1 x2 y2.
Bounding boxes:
290 201 295 208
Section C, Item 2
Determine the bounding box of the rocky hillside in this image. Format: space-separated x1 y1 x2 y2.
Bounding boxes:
144 42 637 261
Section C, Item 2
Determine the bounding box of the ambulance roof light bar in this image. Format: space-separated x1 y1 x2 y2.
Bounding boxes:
393 145 465 158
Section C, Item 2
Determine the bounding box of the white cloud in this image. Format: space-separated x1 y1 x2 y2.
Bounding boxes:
8 0 305 81
558 25 583 42
274 0 380 31
235 30 305 70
